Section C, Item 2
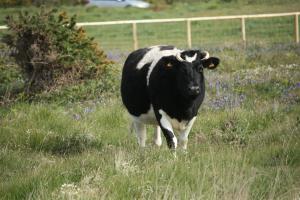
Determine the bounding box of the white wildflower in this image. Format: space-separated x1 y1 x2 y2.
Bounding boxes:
114 151 138 175
59 183 80 198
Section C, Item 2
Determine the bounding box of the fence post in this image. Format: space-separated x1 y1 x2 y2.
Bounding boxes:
241 17 246 45
186 19 192 48
295 14 299 43
132 22 138 50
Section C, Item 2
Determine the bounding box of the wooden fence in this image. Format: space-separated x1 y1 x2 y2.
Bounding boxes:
0 12 299 50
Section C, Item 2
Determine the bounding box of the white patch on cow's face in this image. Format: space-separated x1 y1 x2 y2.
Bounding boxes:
130 104 157 125
185 53 197 63
135 46 182 85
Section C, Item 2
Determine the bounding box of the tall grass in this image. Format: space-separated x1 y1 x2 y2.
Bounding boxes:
1 45 300 199
1 1 300 199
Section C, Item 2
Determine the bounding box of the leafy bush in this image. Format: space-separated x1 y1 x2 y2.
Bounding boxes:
0 43 24 105
35 65 120 104
2 8 112 94
0 43 21 86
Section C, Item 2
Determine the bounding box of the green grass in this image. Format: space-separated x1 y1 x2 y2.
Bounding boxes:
1 1 300 199
1 46 300 199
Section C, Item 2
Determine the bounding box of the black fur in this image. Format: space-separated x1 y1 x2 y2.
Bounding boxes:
148 55 205 121
121 48 151 116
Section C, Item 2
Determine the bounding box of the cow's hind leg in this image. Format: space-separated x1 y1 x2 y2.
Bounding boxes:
153 126 162 147
133 121 147 147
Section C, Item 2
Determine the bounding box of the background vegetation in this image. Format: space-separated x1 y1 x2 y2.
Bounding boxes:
1 0 299 53
3 9 112 93
0 8 118 104
0 0 88 7
0 0 299 199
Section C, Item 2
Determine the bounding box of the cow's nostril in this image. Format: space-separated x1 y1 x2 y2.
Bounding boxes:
189 86 200 93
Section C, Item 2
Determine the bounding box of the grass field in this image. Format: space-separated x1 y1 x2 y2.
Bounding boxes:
1 1 300 199
1 44 300 199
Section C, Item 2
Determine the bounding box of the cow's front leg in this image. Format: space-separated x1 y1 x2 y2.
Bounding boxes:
155 109 177 149
153 126 162 147
133 120 147 147
179 117 196 149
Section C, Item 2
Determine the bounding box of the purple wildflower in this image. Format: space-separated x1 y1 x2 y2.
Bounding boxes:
83 107 93 114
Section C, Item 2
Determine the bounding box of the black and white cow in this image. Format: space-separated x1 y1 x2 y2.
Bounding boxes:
121 45 220 149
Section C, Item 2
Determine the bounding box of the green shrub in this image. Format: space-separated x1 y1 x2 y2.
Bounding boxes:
0 43 21 86
0 43 24 104
2 8 112 95
35 64 120 104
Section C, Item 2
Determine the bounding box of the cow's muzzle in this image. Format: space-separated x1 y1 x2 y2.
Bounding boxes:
188 86 200 95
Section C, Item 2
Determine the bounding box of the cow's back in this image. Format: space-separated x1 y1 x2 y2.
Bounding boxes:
121 48 152 117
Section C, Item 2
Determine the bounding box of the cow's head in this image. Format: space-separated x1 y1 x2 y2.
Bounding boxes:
163 50 220 98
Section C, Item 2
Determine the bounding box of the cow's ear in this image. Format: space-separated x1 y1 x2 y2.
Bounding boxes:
163 55 178 69
202 57 220 70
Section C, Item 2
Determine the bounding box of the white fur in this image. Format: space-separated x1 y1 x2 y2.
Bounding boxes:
134 46 182 85
159 109 190 132
132 107 196 149
158 110 174 132
185 53 197 62
148 49 185 85
172 137 178 149
153 126 162 146
179 117 196 149
146 47 182 86
131 105 160 147
136 46 160 70
159 109 177 148
159 109 196 149
131 105 156 125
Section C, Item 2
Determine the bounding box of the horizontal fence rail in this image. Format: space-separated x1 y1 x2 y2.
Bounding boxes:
0 12 299 50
